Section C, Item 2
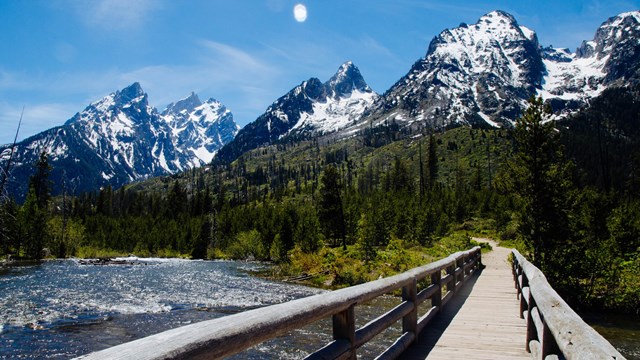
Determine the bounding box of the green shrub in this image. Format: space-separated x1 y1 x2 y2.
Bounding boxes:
227 229 266 260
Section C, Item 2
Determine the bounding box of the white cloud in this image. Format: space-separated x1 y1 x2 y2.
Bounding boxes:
0 102 79 145
72 0 162 31
197 40 276 78
0 69 35 92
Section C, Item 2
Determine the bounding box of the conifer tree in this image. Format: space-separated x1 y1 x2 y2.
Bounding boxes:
317 165 346 249
503 96 573 269
427 134 438 189
20 188 47 259
30 151 51 209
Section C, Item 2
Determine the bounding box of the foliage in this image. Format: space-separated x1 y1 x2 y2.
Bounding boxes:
227 229 266 260
498 96 574 269
46 216 85 258
317 164 346 248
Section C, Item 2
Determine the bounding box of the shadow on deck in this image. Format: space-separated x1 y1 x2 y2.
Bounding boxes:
399 267 482 359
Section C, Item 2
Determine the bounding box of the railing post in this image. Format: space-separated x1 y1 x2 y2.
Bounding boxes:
525 293 535 353
462 254 469 278
540 318 559 359
333 304 356 359
402 278 418 337
515 265 520 293
519 273 528 319
447 262 456 295
431 270 442 310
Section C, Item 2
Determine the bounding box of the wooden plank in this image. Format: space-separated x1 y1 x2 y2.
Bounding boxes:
399 240 530 360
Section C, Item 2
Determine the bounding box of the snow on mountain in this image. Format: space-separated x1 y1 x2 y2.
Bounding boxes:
215 61 378 163
363 10 545 129
288 62 378 137
362 10 640 131
539 11 640 112
290 88 377 136
0 83 239 200
161 93 240 165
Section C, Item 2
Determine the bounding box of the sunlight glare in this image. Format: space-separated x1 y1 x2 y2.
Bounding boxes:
293 3 307 23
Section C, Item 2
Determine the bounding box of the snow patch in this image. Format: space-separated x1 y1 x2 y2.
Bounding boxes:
477 112 501 128
288 89 377 135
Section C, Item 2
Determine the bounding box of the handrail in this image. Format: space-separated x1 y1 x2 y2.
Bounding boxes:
511 249 626 360
75 247 481 360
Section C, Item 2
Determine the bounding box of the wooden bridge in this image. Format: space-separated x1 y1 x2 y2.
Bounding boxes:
76 242 625 360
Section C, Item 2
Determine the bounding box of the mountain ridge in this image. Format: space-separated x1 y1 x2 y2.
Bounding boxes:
214 61 378 163
0 83 239 201
359 10 640 131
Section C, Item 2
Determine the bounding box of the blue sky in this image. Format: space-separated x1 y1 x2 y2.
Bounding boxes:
1 0 638 144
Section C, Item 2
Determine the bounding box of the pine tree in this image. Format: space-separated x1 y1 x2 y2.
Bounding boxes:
192 218 209 259
20 188 47 259
427 134 438 189
317 165 346 249
356 211 377 262
419 140 426 201
503 96 574 269
29 151 52 209
0 199 18 256
17 150 53 259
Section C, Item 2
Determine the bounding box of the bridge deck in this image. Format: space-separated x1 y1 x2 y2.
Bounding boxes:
400 240 530 360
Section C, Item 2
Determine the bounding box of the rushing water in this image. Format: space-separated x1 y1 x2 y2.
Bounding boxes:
0 258 404 359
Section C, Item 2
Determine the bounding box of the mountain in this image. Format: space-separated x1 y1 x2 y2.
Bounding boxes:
214 61 378 163
161 92 240 165
362 10 640 130
540 11 640 113
363 11 544 129
0 83 239 201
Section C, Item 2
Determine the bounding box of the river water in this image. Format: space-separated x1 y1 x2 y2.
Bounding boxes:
0 259 404 359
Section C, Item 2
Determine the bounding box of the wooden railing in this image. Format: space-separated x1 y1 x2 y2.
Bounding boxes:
511 250 626 360
76 247 481 360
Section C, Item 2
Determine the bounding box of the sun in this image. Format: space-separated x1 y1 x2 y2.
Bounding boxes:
293 3 307 23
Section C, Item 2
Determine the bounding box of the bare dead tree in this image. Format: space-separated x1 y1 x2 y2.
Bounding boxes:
1 107 23 257
0 106 24 202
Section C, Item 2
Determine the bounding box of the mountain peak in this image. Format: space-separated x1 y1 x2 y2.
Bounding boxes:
473 10 531 40
326 61 371 98
608 11 640 26
576 10 640 61
162 92 202 116
204 97 220 104
337 60 355 72
114 82 146 106
479 10 518 25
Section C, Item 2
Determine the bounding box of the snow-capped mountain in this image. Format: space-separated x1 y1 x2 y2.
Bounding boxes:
0 83 239 200
364 11 544 129
539 11 640 112
161 93 240 166
215 61 378 163
289 62 378 137
364 10 640 129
